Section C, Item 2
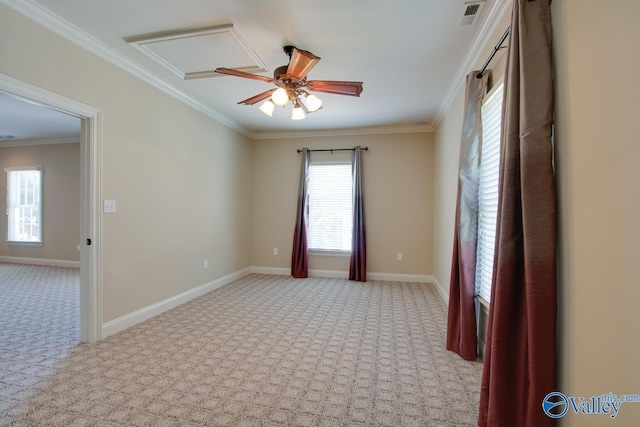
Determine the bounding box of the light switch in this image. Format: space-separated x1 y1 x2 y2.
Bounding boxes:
104 199 117 213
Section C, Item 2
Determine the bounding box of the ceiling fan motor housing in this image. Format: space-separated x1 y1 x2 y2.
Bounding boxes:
274 65 289 80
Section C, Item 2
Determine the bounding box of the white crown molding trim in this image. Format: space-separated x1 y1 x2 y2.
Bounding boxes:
251 124 433 140
0 0 252 138
433 0 511 129
102 267 251 338
0 256 80 268
0 137 80 148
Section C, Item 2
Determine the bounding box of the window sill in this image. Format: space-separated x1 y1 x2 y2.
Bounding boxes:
476 296 490 309
310 250 351 257
8 241 42 247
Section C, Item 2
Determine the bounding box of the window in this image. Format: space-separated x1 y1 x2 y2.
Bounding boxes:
5 167 43 243
475 82 503 303
308 162 352 251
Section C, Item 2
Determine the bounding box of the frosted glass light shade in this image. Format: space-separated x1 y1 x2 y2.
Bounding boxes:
259 100 274 116
271 88 289 106
291 104 306 120
306 94 322 112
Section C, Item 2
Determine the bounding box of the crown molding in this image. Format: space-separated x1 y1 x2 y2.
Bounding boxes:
0 0 252 138
0 136 80 148
251 124 433 140
433 0 511 129
2 0 505 141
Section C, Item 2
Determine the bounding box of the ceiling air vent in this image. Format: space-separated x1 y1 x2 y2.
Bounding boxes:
460 1 485 26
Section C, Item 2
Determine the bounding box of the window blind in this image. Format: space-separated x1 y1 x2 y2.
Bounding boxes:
5 167 43 243
308 163 352 251
475 82 503 303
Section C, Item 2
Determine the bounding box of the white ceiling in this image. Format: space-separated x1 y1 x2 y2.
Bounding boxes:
0 92 81 143
0 0 508 139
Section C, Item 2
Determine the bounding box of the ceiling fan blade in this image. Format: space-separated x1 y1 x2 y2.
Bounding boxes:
306 80 364 97
286 48 321 80
237 89 277 105
215 67 275 83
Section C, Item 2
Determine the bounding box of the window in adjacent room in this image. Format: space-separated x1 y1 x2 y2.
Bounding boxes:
5 166 43 244
475 82 503 303
308 162 352 252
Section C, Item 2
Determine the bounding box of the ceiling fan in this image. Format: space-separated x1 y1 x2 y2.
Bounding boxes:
215 46 363 120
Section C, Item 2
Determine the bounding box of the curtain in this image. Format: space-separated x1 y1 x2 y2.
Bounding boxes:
349 146 366 282
446 72 489 361
291 148 310 278
478 0 556 426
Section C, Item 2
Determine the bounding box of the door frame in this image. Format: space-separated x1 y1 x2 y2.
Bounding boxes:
0 73 102 342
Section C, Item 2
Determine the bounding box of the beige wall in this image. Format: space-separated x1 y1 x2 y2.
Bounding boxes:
0 143 80 261
553 1 640 425
251 133 434 276
433 88 463 294
432 13 510 295
434 1 640 425
0 4 253 322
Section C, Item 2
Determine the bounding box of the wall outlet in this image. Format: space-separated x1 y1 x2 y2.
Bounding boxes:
397 252 403 261
273 248 279 256
204 259 209 269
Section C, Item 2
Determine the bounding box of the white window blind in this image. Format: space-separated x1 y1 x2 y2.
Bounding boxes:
475 82 503 303
5 167 43 243
308 163 352 251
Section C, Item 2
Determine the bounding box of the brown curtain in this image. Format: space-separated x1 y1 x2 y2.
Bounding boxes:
446 72 489 360
291 148 310 278
478 1 556 426
349 146 366 282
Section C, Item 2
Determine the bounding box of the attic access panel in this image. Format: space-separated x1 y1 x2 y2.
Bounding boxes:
125 24 267 80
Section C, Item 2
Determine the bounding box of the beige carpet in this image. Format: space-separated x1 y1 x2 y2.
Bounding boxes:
1 271 482 426
0 263 80 420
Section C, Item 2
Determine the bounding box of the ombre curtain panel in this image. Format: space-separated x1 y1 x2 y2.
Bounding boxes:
291 148 310 278
446 72 488 361
478 0 557 425
349 146 366 282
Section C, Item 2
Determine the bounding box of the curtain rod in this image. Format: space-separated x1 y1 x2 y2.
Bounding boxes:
476 0 552 78
476 26 510 78
296 147 369 153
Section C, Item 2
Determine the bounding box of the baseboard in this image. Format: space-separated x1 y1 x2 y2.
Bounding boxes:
250 266 434 283
367 272 434 283
0 255 80 268
431 276 450 304
250 266 290 276
250 266 348 279
102 267 251 338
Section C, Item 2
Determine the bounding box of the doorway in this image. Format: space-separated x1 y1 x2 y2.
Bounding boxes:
0 73 102 343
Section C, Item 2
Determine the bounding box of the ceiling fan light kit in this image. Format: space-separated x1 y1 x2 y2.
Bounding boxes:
271 88 289 106
259 100 275 116
215 45 363 120
290 101 306 120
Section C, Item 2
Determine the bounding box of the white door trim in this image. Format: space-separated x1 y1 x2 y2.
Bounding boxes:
0 73 103 343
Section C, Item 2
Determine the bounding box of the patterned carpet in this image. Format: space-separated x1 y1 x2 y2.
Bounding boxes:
0 263 80 422
1 269 482 426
